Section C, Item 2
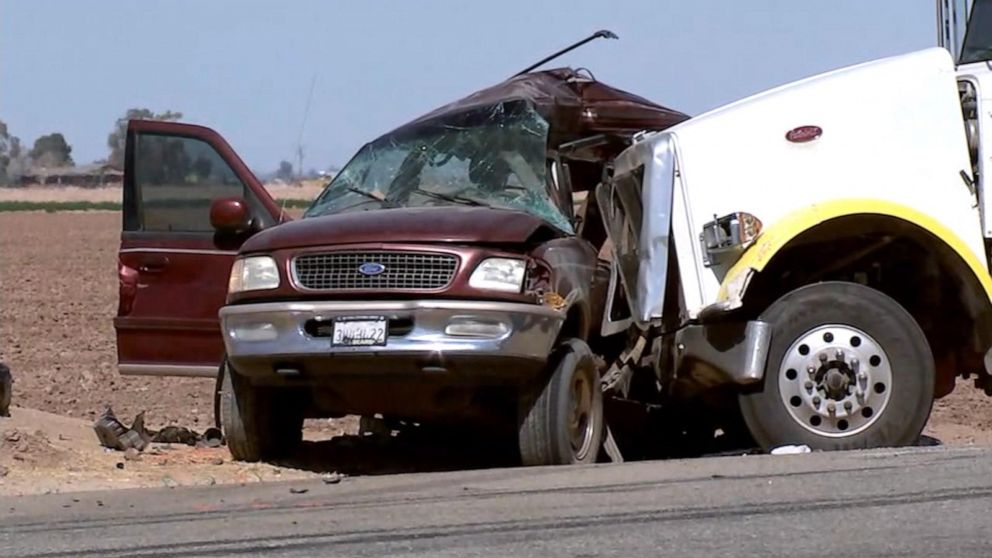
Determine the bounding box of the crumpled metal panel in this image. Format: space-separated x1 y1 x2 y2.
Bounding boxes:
599 133 675 325
398 67 688 145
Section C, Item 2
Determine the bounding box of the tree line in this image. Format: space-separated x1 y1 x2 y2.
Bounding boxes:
0 108 183 185
0 109 334 186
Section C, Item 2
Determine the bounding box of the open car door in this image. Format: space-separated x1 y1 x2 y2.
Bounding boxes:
115 120 288 377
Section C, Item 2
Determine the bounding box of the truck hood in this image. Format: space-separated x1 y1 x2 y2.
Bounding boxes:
241 207 565 253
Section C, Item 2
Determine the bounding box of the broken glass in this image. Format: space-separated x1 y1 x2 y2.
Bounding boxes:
305 100 573 233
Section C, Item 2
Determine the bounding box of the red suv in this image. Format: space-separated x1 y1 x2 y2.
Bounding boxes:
115 68 686 464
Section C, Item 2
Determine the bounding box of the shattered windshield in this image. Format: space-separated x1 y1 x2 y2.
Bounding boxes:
304 100 573 233
961 0 992 63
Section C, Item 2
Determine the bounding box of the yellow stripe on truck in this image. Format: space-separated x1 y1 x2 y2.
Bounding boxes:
717 198 992 303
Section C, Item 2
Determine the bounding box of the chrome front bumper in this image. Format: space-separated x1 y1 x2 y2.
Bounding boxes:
219 300 565 376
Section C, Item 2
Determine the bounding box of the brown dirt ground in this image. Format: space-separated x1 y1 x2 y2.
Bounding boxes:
1 210 992 494
0 182 326 204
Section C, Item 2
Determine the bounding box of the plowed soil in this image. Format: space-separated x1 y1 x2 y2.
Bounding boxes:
1 210 991 493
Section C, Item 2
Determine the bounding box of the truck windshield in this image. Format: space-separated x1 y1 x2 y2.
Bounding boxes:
304 100 572 233
960 0 992 64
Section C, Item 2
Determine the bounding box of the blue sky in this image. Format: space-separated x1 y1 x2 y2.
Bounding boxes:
1 1 935 173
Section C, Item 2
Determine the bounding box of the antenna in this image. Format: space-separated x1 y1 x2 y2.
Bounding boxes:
295 75 317 182
512 29 618 78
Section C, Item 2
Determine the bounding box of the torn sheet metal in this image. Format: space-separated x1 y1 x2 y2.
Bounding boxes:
94 407 151 452
597 133 676 325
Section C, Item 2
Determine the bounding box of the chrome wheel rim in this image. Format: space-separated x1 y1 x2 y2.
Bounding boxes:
778 324 893 438
569 371 595 460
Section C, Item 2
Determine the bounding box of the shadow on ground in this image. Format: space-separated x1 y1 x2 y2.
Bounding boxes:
272 426 519 476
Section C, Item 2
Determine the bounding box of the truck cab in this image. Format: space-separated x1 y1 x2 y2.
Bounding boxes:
588 0 992 455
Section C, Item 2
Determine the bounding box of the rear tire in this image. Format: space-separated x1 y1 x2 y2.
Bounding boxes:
220 360 303 462
739 282 934 452
518 339 604 466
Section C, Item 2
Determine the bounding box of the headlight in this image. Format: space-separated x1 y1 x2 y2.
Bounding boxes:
469 258 525 293
228 256 280 293
700 212 762 268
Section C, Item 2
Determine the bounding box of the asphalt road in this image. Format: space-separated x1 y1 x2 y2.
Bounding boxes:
2 446 992 557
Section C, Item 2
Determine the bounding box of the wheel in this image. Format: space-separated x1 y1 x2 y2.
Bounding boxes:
219 360 304 462
518 339 604 466
740 281 935 451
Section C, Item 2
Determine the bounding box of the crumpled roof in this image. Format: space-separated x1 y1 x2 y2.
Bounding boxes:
392 68 689 147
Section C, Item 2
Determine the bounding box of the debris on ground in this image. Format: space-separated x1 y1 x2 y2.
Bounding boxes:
770 444 812 455
0 362 11 417
289 487 309 494
93 407 150 452
93 407 224 453
322 472 345 484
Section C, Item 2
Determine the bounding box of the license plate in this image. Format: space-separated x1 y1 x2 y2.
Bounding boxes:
332 317 387 347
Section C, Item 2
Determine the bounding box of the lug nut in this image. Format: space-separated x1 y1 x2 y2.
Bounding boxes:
807 366 816 376
827 402 836 414
844 400 853 411
835 349 844 360
805 381 814 393
819 353 828 363
851 358 860 371
812 396 821 408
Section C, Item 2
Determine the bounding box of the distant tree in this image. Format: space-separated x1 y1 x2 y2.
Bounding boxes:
106 108 183 169
0 120 25 185
29 133 73 168
275 160 294 181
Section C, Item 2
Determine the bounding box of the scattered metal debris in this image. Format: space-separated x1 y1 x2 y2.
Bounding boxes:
289 487 309 494
322 472 345 484
93 407 225 452
770 444 811 455
93 407 150 452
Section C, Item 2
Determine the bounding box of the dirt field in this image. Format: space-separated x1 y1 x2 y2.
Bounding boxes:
2 210 992 494
0 182 326 204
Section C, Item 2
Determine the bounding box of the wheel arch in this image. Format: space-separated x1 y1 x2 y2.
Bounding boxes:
721 204 992 396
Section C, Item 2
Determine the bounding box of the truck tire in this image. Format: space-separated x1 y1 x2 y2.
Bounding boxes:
220 360 303 462
518 339 604 466
739 281 934 451
0 362 11 417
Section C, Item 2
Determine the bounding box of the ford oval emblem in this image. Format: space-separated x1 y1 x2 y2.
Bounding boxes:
358 262 386 276
786 125 823 143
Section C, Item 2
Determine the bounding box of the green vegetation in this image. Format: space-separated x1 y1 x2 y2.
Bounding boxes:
0 199 313 213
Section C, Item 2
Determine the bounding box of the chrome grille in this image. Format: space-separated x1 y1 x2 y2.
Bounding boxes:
293 251 458 290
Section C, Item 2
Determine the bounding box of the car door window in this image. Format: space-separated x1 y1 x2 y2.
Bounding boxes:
133 134 263 232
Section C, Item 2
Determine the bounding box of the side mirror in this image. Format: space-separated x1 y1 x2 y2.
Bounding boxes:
210 197 252 234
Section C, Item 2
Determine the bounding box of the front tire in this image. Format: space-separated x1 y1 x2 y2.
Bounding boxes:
220 360 304 462
740 281 934 451
518 339 604 466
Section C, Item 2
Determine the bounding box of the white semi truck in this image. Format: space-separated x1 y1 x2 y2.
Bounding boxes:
596 0 992 453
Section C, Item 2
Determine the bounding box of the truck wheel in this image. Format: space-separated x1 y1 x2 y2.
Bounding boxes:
739 281 934 451
220 360 303 462
518 339 604 466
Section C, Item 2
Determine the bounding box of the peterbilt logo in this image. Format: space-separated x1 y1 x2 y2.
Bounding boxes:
358 262 386 276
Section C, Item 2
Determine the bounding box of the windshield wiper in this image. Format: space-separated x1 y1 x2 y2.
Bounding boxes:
409 188 489 207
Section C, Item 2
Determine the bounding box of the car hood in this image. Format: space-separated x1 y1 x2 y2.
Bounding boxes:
241 207 566 253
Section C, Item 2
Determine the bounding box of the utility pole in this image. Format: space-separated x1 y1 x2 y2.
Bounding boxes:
295 75 317 182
